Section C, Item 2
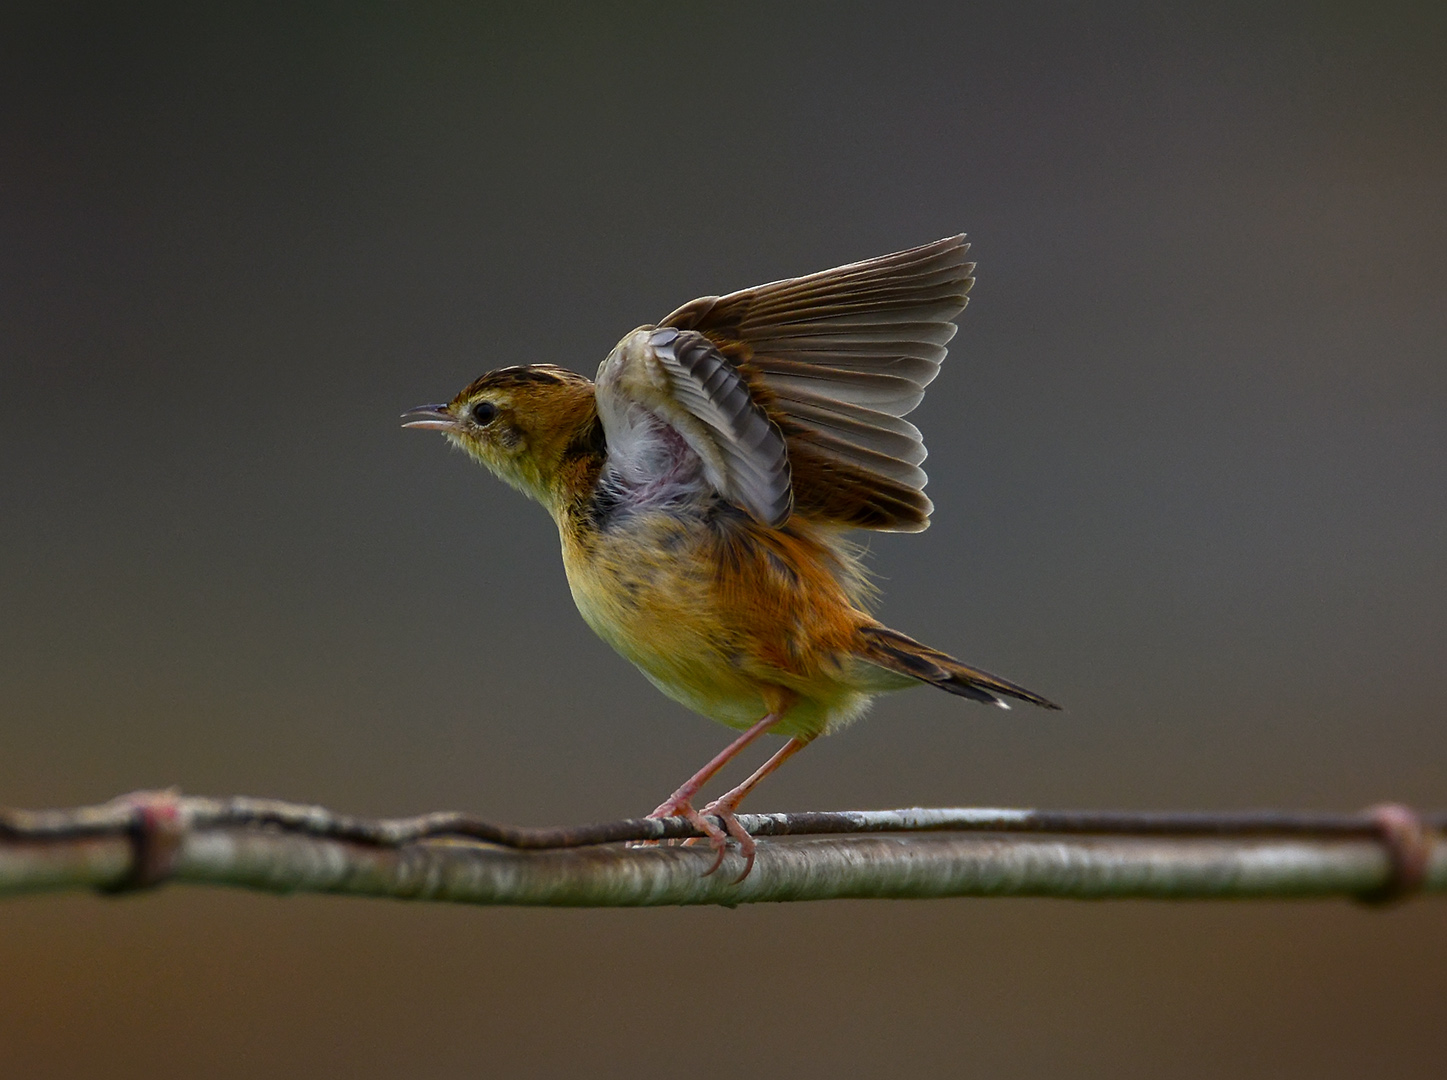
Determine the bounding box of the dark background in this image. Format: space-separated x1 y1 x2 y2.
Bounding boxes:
2 4 1444 1077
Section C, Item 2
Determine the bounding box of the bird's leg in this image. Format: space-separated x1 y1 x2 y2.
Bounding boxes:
645 708 785 850
700 734 816 881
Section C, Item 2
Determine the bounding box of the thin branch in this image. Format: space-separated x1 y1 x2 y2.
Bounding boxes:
1 791 1443 906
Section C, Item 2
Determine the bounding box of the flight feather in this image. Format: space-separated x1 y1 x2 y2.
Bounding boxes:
660 234 973 532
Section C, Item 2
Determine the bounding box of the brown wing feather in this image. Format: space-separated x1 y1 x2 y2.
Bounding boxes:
661 235 973 532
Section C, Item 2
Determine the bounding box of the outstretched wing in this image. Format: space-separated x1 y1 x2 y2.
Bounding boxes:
661 234 973 532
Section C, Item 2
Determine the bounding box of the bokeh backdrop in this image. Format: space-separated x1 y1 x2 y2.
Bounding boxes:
3 4 1444 1077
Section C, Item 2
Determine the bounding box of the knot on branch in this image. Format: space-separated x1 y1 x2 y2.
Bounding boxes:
100 790 185 893
1359 803 1433 905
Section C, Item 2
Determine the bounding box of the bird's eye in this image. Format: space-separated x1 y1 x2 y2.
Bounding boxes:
470 401 498 426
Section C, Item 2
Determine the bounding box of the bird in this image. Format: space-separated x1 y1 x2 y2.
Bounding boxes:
403 235 1059 880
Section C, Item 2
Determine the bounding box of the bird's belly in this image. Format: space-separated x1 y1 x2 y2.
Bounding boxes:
559 511 872 736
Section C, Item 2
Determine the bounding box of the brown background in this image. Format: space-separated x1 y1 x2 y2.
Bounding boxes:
2 4 1444 1077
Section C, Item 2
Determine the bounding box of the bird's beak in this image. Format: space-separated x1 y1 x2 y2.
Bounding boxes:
401 403 459 431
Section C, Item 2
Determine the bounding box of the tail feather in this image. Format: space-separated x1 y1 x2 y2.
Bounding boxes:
857 624 1061 710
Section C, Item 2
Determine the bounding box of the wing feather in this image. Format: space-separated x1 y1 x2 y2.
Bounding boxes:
782 426 927 488
593 327 793 527
752 353 942 388
760 369 925 416
777 396 926 464
661 235 973 531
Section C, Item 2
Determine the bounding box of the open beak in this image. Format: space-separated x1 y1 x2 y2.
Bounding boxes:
401 403 459 431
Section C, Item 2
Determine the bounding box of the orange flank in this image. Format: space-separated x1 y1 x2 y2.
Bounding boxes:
405 235 1058 880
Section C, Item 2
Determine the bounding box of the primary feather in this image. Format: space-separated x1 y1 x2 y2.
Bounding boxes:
659 234 973 532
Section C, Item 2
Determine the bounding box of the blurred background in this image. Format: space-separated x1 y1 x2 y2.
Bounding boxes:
2 3 1444 1077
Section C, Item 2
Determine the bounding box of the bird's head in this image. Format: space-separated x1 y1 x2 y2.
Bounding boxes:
403 364 601 513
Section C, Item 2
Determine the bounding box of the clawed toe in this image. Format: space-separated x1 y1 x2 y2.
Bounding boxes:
646 798 728 854
699 800 758 882
644 797 758 880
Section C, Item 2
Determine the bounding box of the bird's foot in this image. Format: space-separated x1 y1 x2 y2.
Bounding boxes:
698 797 757 882
642 796 728 855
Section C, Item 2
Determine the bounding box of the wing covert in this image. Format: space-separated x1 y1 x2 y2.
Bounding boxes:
594 327 793 527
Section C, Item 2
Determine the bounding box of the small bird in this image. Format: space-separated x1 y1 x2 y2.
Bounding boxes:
404 235 1058 878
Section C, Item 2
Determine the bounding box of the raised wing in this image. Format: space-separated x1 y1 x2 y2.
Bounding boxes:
661 235 973 532
594 326 793 527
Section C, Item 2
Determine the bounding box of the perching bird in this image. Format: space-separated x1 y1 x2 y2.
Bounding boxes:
404 235 1058 878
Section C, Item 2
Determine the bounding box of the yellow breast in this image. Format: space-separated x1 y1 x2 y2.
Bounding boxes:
557 505 880 737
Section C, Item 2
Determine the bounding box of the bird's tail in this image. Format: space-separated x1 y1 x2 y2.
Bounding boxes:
856 624 1061 710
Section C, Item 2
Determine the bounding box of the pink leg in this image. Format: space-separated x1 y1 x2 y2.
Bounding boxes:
701 734 817 881
646 708 787 852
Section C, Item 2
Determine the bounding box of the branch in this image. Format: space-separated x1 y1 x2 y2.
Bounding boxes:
2 791 1442 906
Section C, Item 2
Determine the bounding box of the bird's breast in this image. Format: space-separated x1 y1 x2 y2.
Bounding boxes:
556 501 878 735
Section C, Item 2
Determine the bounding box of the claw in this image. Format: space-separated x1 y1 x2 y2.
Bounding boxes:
700 799 758 882
700 831 729 877
645 797 742 876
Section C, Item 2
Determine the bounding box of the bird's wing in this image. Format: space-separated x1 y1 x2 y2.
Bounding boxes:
593 325 794 527
659 234 973 532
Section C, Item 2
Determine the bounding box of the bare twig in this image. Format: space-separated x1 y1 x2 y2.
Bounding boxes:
1 791 1443 906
